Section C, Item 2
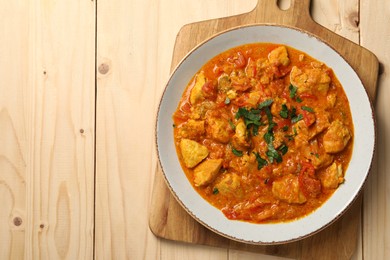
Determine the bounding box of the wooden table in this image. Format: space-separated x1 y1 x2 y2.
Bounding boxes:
0 0 388 259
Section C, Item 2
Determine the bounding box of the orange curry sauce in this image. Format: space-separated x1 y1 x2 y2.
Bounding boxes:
173 43 353 223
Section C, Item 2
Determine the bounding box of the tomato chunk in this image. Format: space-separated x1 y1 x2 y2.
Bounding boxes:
298 162 322 198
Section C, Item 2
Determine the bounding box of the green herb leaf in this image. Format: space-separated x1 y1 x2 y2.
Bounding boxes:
258 99 274 109
291 114 303 124
212 187 219 194
264 107 276 131
254 152 268 170
264 131 273 144
290 107 297 119
228 120 236 130
235 107 263 136
282 125 289 132
293 127 298 135
278 143 288 155
280 104 289 119
252 124 259 136
289 84 297 99
302 106 314 113
232 147 243 157
266 149 282 163
263 131 283 163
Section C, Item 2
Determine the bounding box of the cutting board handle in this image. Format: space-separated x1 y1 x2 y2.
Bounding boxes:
253 0 314 28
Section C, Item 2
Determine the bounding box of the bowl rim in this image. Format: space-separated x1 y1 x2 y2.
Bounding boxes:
155 23 376 245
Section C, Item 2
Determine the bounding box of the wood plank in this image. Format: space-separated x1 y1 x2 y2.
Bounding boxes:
95 0 162 259
360 0 390 259
150 0 378 259
0 0 96 258
0 2 29 258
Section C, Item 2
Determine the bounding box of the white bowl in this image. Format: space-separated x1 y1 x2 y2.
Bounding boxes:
155 24 375 244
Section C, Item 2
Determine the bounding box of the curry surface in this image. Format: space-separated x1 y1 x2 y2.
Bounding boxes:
173 43 353 223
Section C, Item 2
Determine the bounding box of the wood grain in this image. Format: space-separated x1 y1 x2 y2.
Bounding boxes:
0 0 95 259
150 0 378 259
360 1 390 259
1 0 389 259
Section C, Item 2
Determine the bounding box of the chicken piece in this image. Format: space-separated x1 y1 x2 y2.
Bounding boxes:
246 91 262 107
290 66 331 95
327 92 337 108
229 153 257 175
321 162 344 189
304 140 334 169
311 110 330 138
193 159 223 187
255 59 272 84
294 121 310 148
180 139 209 168
177 119 205 139
268 46 290 66
190 71 206 105
272 157 299 177
214 172 241 195
294 111 330 148
206 117 231 144
323 120 352 153
231 119 250 150
272 174 307 204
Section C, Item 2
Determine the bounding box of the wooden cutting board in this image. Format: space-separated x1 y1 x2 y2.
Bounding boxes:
149 0 378 258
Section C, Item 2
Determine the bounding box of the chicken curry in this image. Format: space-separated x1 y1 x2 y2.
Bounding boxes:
172 43 353 223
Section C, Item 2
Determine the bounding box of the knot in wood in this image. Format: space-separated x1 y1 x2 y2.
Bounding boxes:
98 63 110 74
348 12 359 28
13 217 22 226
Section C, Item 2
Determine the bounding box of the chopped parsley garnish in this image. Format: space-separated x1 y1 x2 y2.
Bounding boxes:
228 119 236 130
264 131 273 144
264 107 276 131
212 187 219 194
234 98 290 165
263 131 282 163
291 114 303 124
278 143 288 155
290 107 297 118
258 99 273 109
235 107 263 136
254 152 268 170
280 104 289 119
282 125 289 132
289 84 303 102
266 149 282 163
232 147 243 157
302 106 314 113
289 84 298 99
